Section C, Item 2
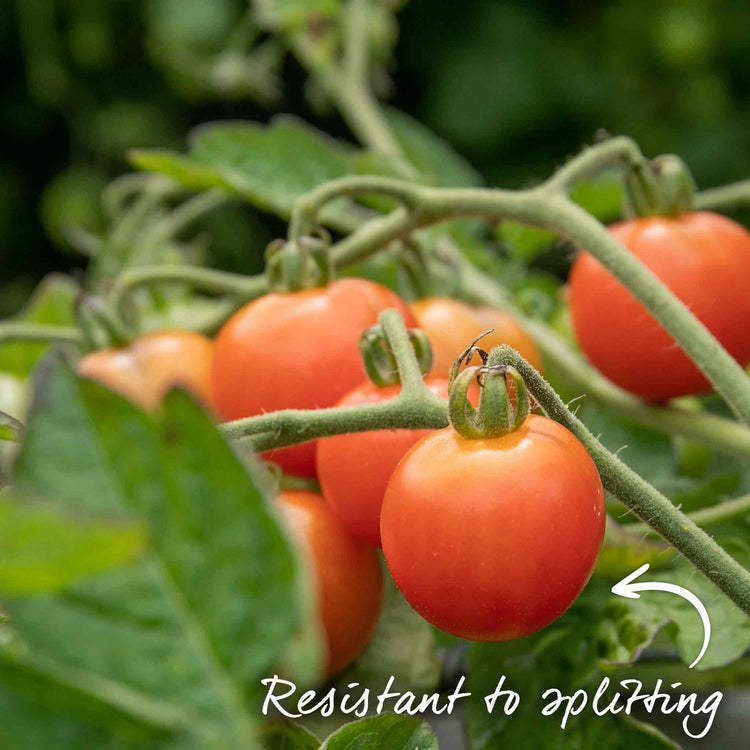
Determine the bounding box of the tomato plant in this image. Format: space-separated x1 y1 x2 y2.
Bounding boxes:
2 2 750 747
212 279 416 477
274 490 384 676
411 297 543 376
317 377 450 547
569 212 750 400
380 414 606 640
77 329 215 410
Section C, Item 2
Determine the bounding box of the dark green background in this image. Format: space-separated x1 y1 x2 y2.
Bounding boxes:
1 0 748 314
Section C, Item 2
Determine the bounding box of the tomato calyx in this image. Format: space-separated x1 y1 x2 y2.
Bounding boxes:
624 154 696 218
265 231 333 292
447 336 530 439
359 322 433 387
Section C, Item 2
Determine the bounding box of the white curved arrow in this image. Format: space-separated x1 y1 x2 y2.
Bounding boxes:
611 563 711 669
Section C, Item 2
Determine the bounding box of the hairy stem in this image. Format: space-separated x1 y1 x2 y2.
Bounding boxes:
486 344 750 615
220 309 448 449
627 493 750 538
544 136 644 193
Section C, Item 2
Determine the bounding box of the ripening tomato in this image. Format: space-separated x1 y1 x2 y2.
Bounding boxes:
77 329 215 411
212 279 417 477
317 377 450 547
380 415 605 641
569 212 750 400
410 297 542 376
275 490 383 676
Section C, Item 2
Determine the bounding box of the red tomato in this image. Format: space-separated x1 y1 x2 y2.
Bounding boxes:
275 490 383 676
411 297 543 376
77 330 215 411
380 415 605 641
212 279 416 477
569 212 750 400
317 377 450 547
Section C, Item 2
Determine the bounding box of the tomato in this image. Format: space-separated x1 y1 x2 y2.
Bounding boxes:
317 377 450 547
569 212 750 400
410 297 542 376
212 279 416 477
380 415 605 641
275 490 383 676
77 329 215 411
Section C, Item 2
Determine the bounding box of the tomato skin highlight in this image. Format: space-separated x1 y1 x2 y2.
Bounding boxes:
275 490 383 676
212 279 416 477
569 212 750 401
411 297 543 376
380 415 605 641
317 378 450 547
77 329 215 411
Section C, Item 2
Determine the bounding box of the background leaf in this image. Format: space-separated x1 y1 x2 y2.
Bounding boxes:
130 117 392 225
320 714 438 750
0 410 23 442
465 584 676 749
0 494 146 594
262 720 319 750
0 275 79 377
386 108 483 188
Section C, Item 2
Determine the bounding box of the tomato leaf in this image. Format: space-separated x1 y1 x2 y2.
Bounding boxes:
2 355 321 745
0 274 79 377
261 720 320 750
319 714 438 750
0 410 23 442
386 108 483 188
130 117 391 224
465 585 676 749
253 0 342 31
635 553 750 671
347 577 441 692
0 494 146 594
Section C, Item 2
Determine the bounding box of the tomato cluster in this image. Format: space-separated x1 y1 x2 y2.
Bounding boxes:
75 273 611 671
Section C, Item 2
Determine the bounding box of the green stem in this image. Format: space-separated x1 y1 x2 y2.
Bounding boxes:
544 136 644 193
485 344 750 615
0 323 83 347
694 180 750 211
343 0 370 88
220 309 447 449
109 265 267 321
627 493 750 537
288 31 403 161
290 176 420 241
145 190 229 246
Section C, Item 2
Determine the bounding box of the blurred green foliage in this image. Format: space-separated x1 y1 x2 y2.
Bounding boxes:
1 0 749 317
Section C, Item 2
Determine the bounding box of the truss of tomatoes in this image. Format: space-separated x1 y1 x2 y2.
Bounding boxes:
77 209 750 676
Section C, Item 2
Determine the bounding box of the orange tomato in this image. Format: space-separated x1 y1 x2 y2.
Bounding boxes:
410 297 542 376
77 329 215 410
275 490 383 676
